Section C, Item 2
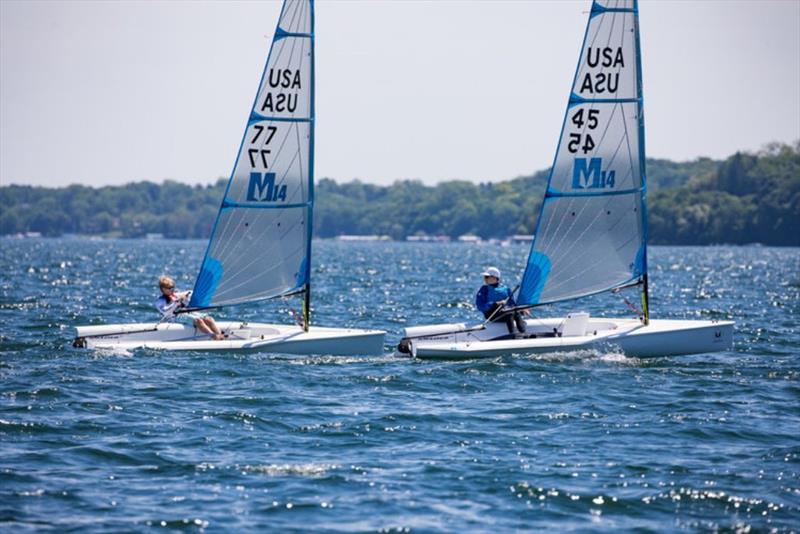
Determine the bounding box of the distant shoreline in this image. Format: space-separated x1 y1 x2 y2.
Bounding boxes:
2 142 798 246
2 234 792 249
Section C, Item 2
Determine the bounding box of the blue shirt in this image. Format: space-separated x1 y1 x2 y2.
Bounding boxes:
475 283 516 313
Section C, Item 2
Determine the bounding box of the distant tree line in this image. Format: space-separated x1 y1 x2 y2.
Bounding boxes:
1 142 797 246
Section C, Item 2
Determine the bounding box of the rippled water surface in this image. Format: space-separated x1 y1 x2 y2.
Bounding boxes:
1 239 798 532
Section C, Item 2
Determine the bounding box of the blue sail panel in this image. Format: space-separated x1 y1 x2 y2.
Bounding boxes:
519 0 647 306
190 0 315 309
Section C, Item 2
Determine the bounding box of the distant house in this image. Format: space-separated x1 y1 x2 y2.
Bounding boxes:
406 235 451 242
336 235 391 242
510 234 534 243
457 234 482 243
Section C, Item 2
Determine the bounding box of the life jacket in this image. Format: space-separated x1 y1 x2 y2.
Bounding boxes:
485 283 512 305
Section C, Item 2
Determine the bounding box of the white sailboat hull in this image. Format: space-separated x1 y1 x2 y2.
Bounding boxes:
398 315 734 359
74 321 385 355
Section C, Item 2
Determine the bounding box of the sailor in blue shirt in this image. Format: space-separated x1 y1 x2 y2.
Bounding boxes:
475 267 526 334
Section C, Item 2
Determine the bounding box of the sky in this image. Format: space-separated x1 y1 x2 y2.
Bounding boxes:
1 0 799 188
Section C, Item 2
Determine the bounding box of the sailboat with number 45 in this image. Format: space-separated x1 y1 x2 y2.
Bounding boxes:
73 0 385 354
397 0 733 359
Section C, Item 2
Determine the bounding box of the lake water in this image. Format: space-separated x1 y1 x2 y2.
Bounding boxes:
1 238 798 531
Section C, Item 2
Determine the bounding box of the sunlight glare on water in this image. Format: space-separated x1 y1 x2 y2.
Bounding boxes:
1 238 798 531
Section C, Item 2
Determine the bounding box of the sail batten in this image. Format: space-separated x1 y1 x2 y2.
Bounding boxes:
518 0 647 307
189 0 315 309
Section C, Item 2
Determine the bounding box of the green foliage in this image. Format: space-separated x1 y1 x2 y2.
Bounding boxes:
648 142 799 245
1 144 797 245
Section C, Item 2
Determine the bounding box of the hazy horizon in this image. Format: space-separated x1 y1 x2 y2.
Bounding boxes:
2 0 799 188
0 146 789 190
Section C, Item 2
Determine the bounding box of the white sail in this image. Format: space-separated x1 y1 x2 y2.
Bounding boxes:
518 0 647 306
190 0 314 308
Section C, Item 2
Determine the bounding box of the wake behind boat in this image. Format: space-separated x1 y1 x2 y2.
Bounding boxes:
397 0 734 359
73 0 385 355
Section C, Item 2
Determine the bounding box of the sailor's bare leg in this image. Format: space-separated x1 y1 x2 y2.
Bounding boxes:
202 317 224 340
194 318 213 335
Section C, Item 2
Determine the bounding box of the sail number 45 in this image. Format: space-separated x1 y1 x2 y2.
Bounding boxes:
567 109 599 154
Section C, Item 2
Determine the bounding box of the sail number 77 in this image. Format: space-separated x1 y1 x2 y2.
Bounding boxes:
248 125 277 168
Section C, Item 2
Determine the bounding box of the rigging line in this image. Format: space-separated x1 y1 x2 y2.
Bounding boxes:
616 13 639 184
542 182 594 259
300 0 310 35
213 213 304 296
548 198 603 267
545 12 632 257
223 284 307 308
534 201 557 252
537 9 610 252
538 193 577 253
301 0 310 32
586 2 608 53
214 120 301 263
265 41 309 193
539 159 589 251
620 104 639 190
273 35 308 193
546 207 622 281
547 220 640 295
544 256 628 296
212 244 306 300
545 192 637 279
204 285 304 309
294 100 306 201
210 30 297 261
212 197 303 295
545 177 638 281
574 7 608 151
212 241 305 300
604 8 619 69
549 243 636 297
604 119 631 172
612 229 638 253
283 0 300 33
541 110 622 253
220 129 304 273
213 183 307 293
534 1 615 256
195 1 309 292
592 101 621 159
540 198 586 269
284 0 303 34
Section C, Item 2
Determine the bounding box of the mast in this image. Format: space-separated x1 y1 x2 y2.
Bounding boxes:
633 0 650 325
303 0 315 332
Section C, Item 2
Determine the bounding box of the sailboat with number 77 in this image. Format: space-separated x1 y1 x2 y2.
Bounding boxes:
73 0 385 354
397 0 734 359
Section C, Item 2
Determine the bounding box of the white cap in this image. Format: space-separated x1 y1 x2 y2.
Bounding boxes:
481 266 501 279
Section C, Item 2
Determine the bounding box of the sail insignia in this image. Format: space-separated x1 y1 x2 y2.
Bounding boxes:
190 0 314 309
518 0 647 307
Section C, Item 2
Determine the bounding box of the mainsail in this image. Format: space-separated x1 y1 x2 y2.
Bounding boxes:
518 0 647 311
190 0 314 310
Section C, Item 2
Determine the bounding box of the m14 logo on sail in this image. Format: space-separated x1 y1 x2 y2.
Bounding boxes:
579 47 624 95
260 68 302 113
247 172 287 202
572 158 615 189
245 123 286 202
